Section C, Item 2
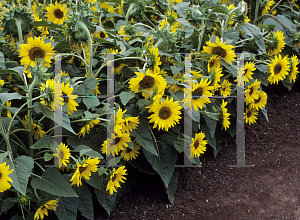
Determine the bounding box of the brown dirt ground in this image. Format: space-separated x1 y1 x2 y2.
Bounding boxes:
95 80 300 220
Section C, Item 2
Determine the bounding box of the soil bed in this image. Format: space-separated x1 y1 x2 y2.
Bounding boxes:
96 80 300 220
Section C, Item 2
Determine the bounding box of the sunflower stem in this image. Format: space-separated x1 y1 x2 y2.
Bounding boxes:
125 3 135 23
256 14 297 33
253 0 260 25
221 4 242 39
69 154 78 163
15 19 24 43
27 0 32 12
196 20 206 55
27 77 40 157
0 121 13 161
33 187 42 200
78 21 93 78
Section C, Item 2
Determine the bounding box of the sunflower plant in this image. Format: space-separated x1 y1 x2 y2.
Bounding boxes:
0 0 299 219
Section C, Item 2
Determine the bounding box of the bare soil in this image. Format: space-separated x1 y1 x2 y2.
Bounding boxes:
96 80 300 220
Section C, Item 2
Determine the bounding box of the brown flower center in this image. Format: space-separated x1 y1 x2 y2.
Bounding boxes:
246 111 252 118
29 47 45 61
79 166 87 174
115 137 121 145
54 9 64 19
139 76 154 89
159 107 171 120
100 31 106 38
249 87 254 96
209 60 215 68
126 147 132 153
192 87 203 98
59 150 64 159
194 140 199 149
0 172 2 180
274 64 282 75
212 46 226 58
112 174 117 182
254 97 261 104
62 92 68 103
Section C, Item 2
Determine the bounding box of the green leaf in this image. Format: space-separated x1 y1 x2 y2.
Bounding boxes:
30 135 54 149
252 71 269 87
54 40 71 53
136 99 150 110
243 23 266 52
54 196 78 220
1 117 18 130
1 197 15 212
164 76 178 84
67 136 100 152
0 152 9 163
4 156 34 195
31 168 78 197
33 21 64 29
143 141 178 187
127 141 134 150
224 29 239 46
119 91 135 105
98 167 107 176
0 51 5 69
85 172 103 189
108 156 121 167
33 102 76 134
83 95 100 108
202 111 218 138
170 65 182 75
172 2 190 18
0 93 24 104
282 75 296 91
202 123 216 152
82 78 97 95
173 139 184 153
261 107 269 123
164 169 179 205
72 181 94 220
95 185 118 215
75 145 103 159
44 153 53 161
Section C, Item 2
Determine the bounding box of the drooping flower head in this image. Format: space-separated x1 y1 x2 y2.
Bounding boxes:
121 141 141 161
34 199 59 220
220 100 231 130
266 30 285 56
189 132 207 158
244 107 258 125
0 162 14 192
61 82 79 114
288 55 299 83
106 166 127 195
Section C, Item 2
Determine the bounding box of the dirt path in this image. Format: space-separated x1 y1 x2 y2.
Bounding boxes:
96 81 300 220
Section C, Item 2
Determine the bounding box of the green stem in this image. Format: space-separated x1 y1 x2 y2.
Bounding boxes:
0 122 13 161
33 187 42 200
69 155 78 163
236 38 254 45
254 0 260 25
196 20 206 54
15 19 24 43
133 23 155 31
125 3 135 23
27 0 32 12
11 134 29 155
256 14 297 33
9 129 30 135
93 57 147 79
222 4 242 38
78 21 93 78
269 0 283 14
27 77 40 157
34 149 52 158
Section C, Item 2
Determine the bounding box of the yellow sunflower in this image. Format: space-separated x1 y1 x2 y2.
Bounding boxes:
147 79 167 113
115 108 126 133
251 90 267 110
267 30 285 56
122 116 139 133
220 100 231 130
262 0 275 15
129 69 165 100
148 45 162 74
207 55 221 72
70 157 99 187
23 115 47 140
78 119 100 138
148 97 182 131
244 107 258 125
244 61 256 83
5 101 12 118
121 141 141 161
46 1 69 25
34 198 59 220
220 79 232 97
202 36 236 64
93 30 108 39
115 63 128 75
106 166 127 195
245 79 261 103
0 80 4 86
0 162 14 192
288 55 299 83
183 78 214 111
61 82 79 114
40 79 64 111
101 132 131 156
210 66 224 91
189 132 207 158
268 54 290 85
53 143 70 168
19 37 55 67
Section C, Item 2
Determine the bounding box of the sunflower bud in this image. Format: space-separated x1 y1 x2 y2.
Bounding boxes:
30 59 52 81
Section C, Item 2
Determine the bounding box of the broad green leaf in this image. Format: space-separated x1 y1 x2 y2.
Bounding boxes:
4 156 34 195
170 65 182 75
98 167 107 176
202 122 216 151
31 168 78 197
95 185 118 215
164 76 178 84
83 96 100 108
75 145 103 159
243 23 266 52
252 71 269 87
108 156 121 167
0 51 5 69
1 197 15 212
131 126 157 156
72 181 94 220
0 68 24 81
119 91 135 105
44 153 53 161
0 93 24 104
0 152 9 162
30 135 54 149
143 141 178 187
282 74 296 91
33 102 76 134
67 136 100 152
224 29 239 46
136 99 150 110
54 196 78 220
202 113 217 138
54 40 71 53
85 172 103 189
164 169 179 205
33 21 64 29
173 139 184 153
127 151 157 175
172 2 190 18
261 107 269 123
1 117 18 130
82 78 97 95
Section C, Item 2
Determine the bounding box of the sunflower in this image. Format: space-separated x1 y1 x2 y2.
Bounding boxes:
115 63 128 75
220 79 232 97
244 61 256 83
77 119 100 138
262 0 275 15
202 36 236 64
268 54 290 85
84 72 101 96
207 55 221 72
40 79 64 111
34 199 59 220
288 55 299 83
244 107 258 125
0 80 4 86
19 37 55 67
183 78 214 111
266 30 285 56
23 115 47 140
61 82 79 114
191 70 202 78
53 143 70 168
101 132 131 156
122 116 139 133
115 108 126 133
121 141 141 161
148 97 181 131
210 66 224 90
106 166 127 195
245 79 261 103
46 1 68 25
70 157 99 187
5 101 12 118
129 69 165 100
251 90 267 110
0 162 14 192
148 45 162 74
220 100 231 130
94 30 108 39
147 79 167 113
189 132 207 158
168 74 185 94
